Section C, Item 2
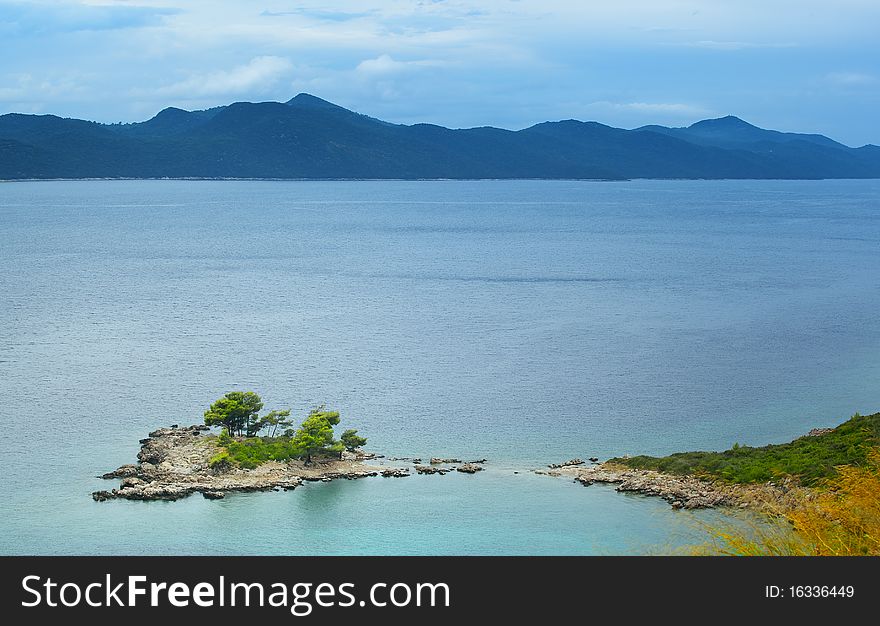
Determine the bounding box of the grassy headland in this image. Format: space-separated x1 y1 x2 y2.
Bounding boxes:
610 412 880 485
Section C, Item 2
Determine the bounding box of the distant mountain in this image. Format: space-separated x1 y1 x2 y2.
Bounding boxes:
1 95 878 180
635 115 849 150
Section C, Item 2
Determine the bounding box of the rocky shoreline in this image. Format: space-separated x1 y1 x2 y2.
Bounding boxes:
93 425 484 502
95 426 793 510
537 461 792 510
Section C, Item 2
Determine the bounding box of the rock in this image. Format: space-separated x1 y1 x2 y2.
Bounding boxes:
429 458 462 464
467 459 488 464
456 463 483 474
381 468 410 478
120 477 142 488
564 463 739 509
415 465 449 475
202 490 225 500
100 464 139 479
589 457 599 463
548 458 585 469
412 458 422 464
807 427 834 437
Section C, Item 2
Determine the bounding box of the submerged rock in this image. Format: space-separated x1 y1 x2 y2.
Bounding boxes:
414 465 450 475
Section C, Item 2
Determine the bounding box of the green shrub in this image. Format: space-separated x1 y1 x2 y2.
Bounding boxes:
208 450 232 470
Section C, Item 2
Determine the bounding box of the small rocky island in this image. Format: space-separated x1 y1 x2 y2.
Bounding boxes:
93 425 487 502
93 391 485 502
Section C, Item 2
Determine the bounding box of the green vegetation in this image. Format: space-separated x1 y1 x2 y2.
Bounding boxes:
699 448 880 556
612 412 880 485
203 391 264 437
203 394 367 469
341 429 368 452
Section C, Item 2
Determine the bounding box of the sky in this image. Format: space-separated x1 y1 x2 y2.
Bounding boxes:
1 0 878 146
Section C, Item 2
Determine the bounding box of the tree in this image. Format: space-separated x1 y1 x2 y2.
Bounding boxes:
290 412 337 464
309 405 340 426
204 391 263 437
341 429 367 452
262 409 293 438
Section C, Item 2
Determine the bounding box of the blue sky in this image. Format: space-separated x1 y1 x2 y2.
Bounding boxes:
1 0 878 146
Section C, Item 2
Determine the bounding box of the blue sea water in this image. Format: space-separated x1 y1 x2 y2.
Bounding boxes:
1 179 878 555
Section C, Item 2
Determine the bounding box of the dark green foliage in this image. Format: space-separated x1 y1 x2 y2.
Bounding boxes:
612 413 880 485
211 404 360 468
341 429 367 451
219 436 302 469
203 391 263 437
290 408 340 464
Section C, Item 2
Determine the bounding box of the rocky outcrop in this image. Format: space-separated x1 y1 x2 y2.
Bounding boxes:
414 465 451 475
538 462 788 510
548 458 585 469
807 427 834 437
456 463 484 474
429 457 462 464
538 464 723 509
381 468 410 478
575 466 734 509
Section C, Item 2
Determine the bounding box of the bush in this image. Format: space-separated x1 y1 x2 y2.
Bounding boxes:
209 450 232 471
702 449 880 556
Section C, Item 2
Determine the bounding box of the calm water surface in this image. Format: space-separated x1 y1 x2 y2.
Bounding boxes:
1 179 878 554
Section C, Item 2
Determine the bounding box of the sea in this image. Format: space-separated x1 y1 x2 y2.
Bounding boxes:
1 178 878 555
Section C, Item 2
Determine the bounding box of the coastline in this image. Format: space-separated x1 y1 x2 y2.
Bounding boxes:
537 462 795 510
93 423 783 512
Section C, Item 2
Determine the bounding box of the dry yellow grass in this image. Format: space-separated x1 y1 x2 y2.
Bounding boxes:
701 449 880 556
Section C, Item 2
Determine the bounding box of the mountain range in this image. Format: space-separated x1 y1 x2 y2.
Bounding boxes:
1 93 878 180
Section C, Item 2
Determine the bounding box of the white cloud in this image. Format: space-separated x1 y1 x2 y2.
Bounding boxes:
825 72 876 86
592 101 711 116
355 54 444 75
0 72 86 105
675 40 797 50
143 56 294 99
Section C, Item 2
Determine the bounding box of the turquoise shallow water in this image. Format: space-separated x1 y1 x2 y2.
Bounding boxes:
1 179 878 554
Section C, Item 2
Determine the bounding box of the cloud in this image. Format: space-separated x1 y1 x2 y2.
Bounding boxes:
0 71 88 111
592 101 711 116
0 1 179 36
825 72 877 86
355 54 445 75
260 8 373 22
142 56 294 99
675 40 797 50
